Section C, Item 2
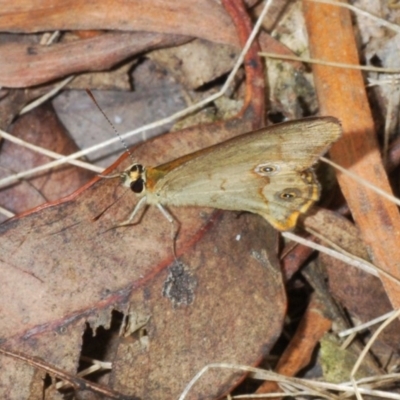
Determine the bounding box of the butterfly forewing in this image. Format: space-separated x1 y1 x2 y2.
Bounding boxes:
133 117 342 231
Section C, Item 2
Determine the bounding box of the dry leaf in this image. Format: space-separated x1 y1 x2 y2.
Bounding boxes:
0 121 286 398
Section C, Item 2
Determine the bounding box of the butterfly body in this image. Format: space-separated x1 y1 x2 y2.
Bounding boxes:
119 117 341 231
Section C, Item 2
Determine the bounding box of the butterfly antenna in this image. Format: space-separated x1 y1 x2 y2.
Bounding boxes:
85 89 134 162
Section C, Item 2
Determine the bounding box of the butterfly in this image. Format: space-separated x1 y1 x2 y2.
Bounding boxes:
116 117 341 231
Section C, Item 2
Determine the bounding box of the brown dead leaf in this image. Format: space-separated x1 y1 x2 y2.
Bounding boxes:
0 1 238 47
0 120 286 399
112 212 285 399
0 32 190 88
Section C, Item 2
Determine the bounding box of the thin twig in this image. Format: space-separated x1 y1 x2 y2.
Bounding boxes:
19 75 75 115
320 156 400 207
351 309 400 378
309 0 400 34
260 52 400 74
0 129 102 173
339 310 399 338
0 206 15 218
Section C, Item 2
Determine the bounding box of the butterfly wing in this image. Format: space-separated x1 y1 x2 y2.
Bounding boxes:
146 117 341 230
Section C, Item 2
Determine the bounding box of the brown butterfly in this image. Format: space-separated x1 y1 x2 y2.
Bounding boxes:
116 117 341 231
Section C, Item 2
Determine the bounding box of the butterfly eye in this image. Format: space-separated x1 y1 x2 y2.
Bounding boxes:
277 188 301 201
130 178 145 193
255 164 280 176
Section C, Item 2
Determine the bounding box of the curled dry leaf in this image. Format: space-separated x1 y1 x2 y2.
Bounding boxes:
0 32 191 88
0 0 238 46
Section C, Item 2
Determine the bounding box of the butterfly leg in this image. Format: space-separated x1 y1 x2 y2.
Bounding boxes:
157 204 180 259
117 196 148 227
156 203 174 223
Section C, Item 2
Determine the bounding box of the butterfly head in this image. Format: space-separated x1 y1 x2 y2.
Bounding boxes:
120 163 147 195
